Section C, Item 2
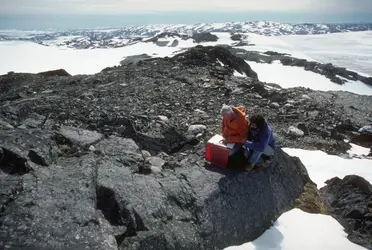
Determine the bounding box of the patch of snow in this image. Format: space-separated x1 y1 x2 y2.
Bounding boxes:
283 148 372 188
246 60 372 96
225 208 366 250
217 59 225 66
238 33 314 61
347 143 371 158
233 70 246 77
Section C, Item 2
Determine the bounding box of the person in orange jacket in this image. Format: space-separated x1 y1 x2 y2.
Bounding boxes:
220 104 249 155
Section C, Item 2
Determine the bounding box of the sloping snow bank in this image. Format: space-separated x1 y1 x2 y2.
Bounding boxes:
225 208 366 250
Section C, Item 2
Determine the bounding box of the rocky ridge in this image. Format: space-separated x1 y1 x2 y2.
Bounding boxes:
1 21 372 49
227 48 372 87
1 45 372 249
1 46 372 155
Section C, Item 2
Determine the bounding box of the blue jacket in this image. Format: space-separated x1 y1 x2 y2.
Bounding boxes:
244 122 276 152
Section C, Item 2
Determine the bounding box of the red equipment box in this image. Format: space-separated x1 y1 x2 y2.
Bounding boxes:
205 135 235 168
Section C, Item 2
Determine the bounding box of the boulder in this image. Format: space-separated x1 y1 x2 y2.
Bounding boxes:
22 113 46 128
146 156 166 168
297 123 309 136
320 175 372 249
269 102 280 109
283 103 294 110
187 124 207 138
359 125 372 134
0 128 58 168
56 126 104 148
157 115 169 123
288 126 305 137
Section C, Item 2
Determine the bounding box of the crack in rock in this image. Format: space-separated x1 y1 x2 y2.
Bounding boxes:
96 184 149 247
0 177 23 218
96 185 125 226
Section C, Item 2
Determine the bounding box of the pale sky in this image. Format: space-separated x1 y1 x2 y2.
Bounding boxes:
1 0 372 14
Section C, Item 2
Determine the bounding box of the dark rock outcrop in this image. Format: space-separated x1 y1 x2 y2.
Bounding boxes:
144 32 189 43
320 175 372 249
351 125 372 148
230 33 244 41
144 32 218 46
173 46 258 79
192 32 218 43
0 124 310 250
120 54 152 65
37 69 71 77
1 46 371 156
228 48 372 87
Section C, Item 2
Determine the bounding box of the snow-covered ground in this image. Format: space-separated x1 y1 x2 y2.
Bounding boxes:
226 144 372 250
0 40 186 75
1 31 372 87
245 60 372 96
240 33 314 60
225 208 366 250
283 146 372 189
280 31 372 76
0 32 233 75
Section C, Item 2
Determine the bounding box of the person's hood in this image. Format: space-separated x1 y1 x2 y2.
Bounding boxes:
232 106 246 117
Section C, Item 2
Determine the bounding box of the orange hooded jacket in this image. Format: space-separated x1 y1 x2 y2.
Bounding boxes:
221 106 249 144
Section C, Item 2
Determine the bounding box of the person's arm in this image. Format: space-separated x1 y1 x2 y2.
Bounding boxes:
221 120 228 138
228 129 246 142
245 129 270 152
228 118 248 143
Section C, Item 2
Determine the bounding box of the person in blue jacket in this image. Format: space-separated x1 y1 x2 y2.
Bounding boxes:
244 114 276 171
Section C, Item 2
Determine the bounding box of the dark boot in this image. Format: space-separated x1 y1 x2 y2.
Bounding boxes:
244 163 255 171
256 160 270 171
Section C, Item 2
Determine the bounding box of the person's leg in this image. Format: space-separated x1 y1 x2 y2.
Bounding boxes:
244 145 275 171
257 145 275 170
248 150 263 164
263 145 275 156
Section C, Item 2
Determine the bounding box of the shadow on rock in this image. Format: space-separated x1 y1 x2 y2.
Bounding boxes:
0 147 32 175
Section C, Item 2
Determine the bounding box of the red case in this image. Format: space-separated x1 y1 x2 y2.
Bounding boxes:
205 135 231 168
